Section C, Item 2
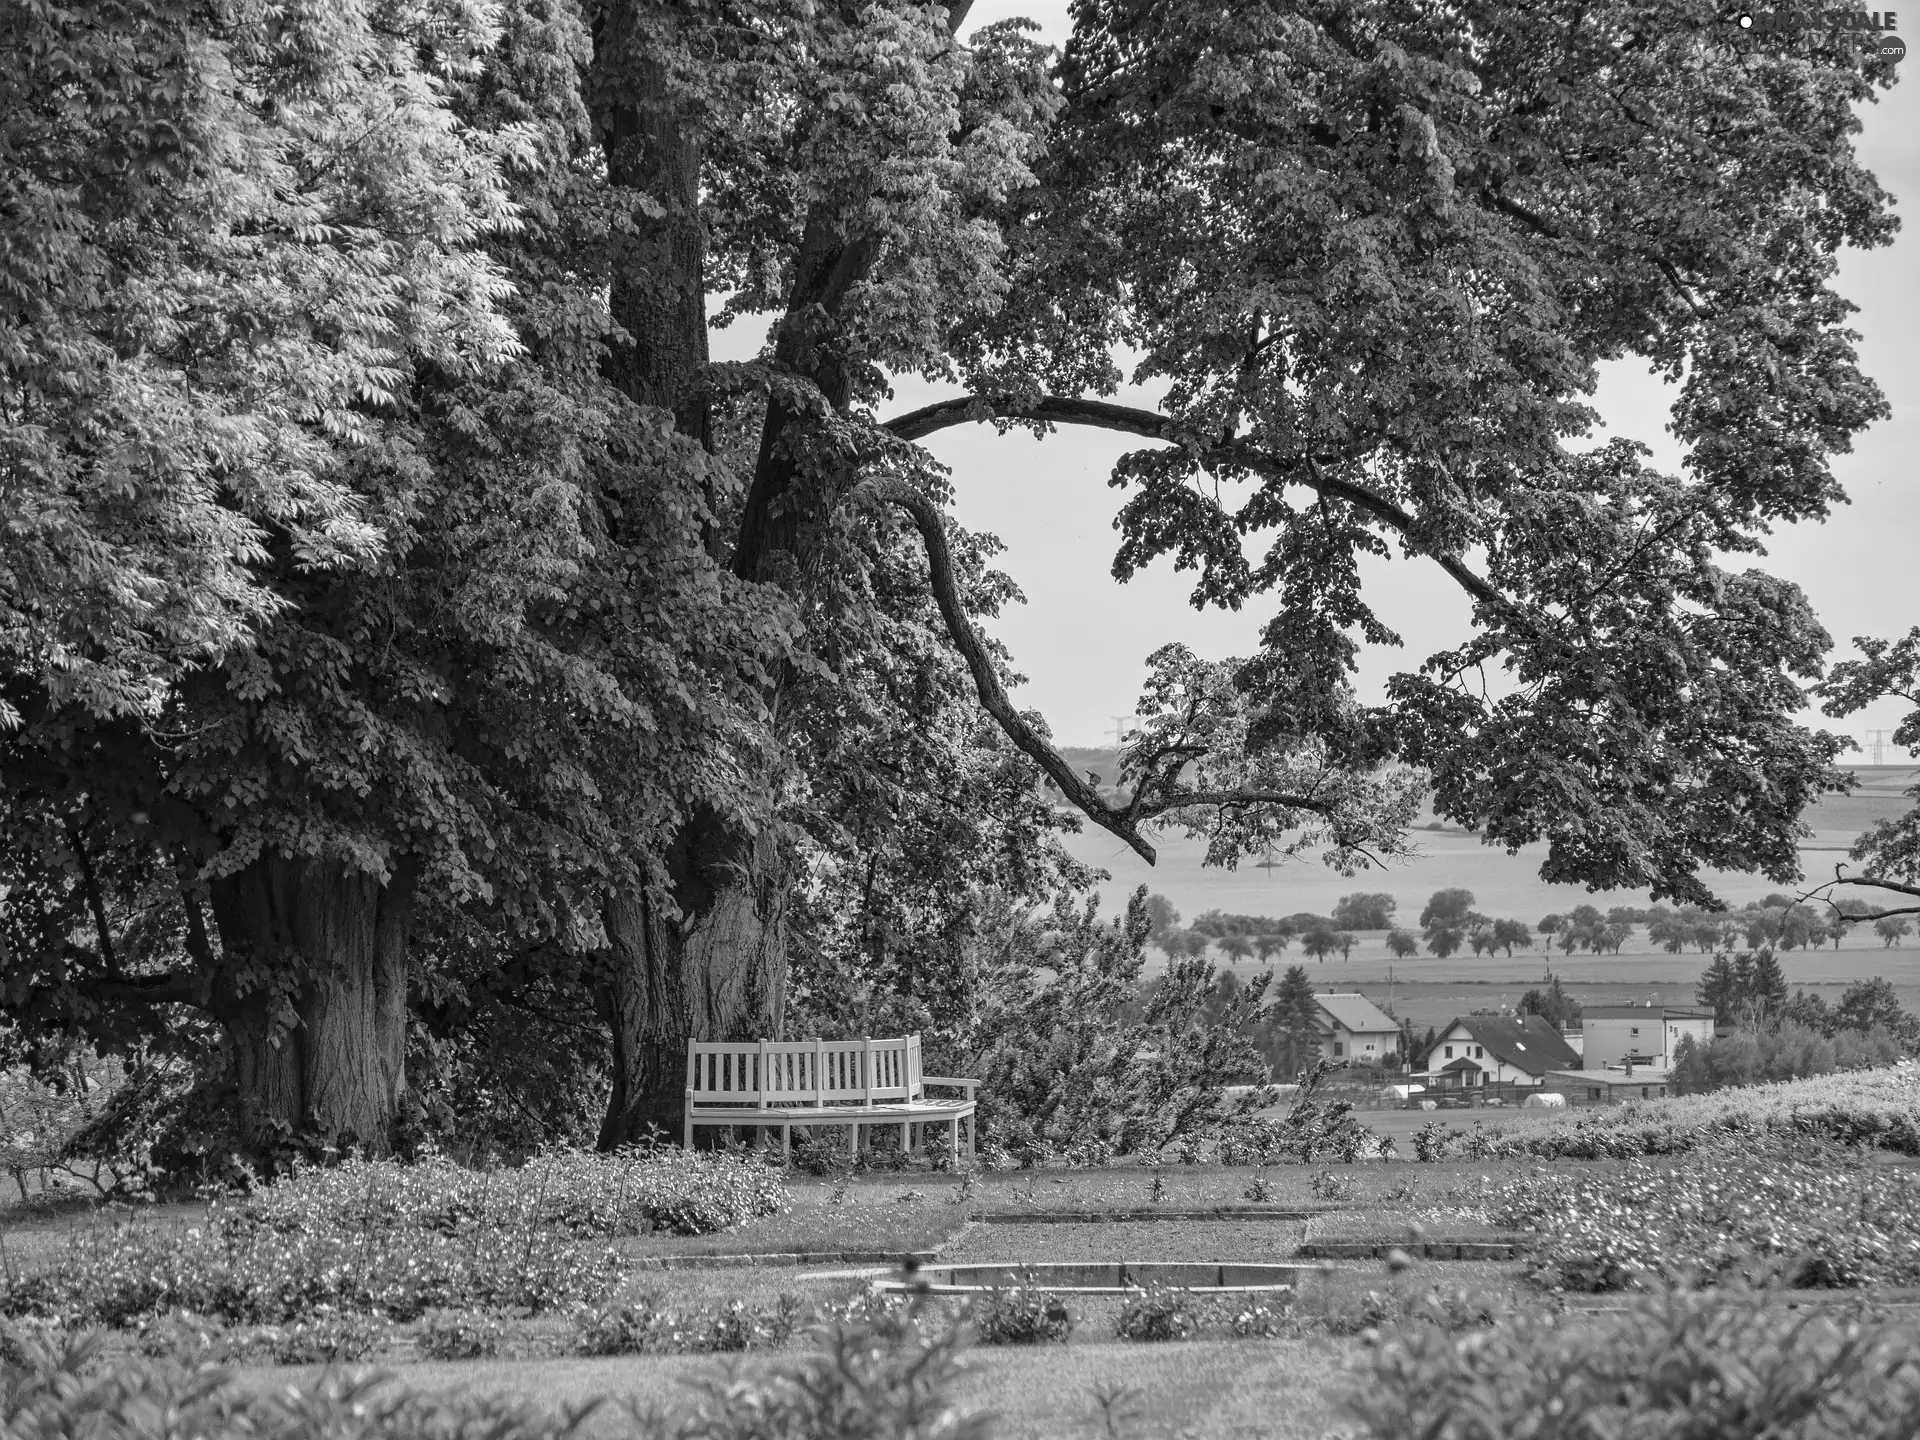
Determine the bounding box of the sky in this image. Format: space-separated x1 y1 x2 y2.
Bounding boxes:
718 3 1919 755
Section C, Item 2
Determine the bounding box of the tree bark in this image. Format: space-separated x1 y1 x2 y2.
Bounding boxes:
595 819 789 1146
206 854 415 1157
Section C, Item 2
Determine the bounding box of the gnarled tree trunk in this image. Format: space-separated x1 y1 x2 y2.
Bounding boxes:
206 854 414 1156
596 818 789 1147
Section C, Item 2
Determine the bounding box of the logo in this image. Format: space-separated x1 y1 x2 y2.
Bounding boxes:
1735 9 1905 59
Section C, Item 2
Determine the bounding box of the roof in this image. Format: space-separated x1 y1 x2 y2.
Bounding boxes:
1582 1006 1714 1021
1312 992 1400 1035
1438 1057 1483 1073
1431 1015 1582 1076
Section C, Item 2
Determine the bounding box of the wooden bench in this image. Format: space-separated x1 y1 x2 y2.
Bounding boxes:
684 1034 978 1160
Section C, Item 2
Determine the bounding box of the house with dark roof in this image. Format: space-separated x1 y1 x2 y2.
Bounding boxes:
1417 1014 1582 1089
1310 992 1402 1067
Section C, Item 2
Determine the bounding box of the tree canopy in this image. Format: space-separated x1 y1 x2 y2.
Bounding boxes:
0 0 1904 1160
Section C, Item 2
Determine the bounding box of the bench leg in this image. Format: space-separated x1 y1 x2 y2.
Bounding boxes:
782 1124 792 1162
900 1121 909 1153
966 1112 975 1160
948 1116 959 1164
684 1112 693 1150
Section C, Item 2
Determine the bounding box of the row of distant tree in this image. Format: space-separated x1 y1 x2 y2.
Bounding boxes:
1146 888 1915 966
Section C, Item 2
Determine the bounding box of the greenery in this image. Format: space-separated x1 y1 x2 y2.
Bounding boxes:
1348 1284 1920 1440
0 1146 786 1329
967 1282 1074 1345
1493 1141 1920 1291
1113 1284 1203 1342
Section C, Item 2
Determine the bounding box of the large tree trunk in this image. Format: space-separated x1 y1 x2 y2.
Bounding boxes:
595 818 789 1147
206 854 415 1157
587 0 970 1149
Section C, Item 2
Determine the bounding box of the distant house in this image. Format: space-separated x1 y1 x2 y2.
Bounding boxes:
1580 1005 1714 1072
1311 993 1402 1066
1418 1014 1582 1089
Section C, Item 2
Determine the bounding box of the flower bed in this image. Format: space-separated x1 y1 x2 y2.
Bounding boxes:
1490 1143 1920 1291
1421 1066 1920 1163
0 1145 787 1329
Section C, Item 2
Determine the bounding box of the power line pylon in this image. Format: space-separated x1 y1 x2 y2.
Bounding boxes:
1868 729 1891 765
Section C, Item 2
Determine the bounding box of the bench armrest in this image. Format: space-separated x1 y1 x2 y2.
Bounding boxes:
922 1075 978 1097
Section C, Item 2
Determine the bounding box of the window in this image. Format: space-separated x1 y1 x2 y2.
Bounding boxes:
1589 1088 1602 1100
1641 1086 1650 1099
1364 1043 1375 1052
1475 1046 1484 1058
1333 1042 1344 1056
1444 1045 1454 1059
1630 1027 1640 1036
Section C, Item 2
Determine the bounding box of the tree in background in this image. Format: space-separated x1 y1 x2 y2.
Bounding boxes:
1420 890 1477 932
1538 914 1565 949
1254 933 1292 962
1878 916 1913 947
1302 926 1341 963
1518 975 1580 1031
1163 929 1212 960
1492 919 1533 958
1218 933 1256 966
1142 894 1181 944
1385 928 1420 960
1421 889 1477 960
1260 966 1323 1081
1332 893 1396 931
1835 977 1920 1049
1335 932 1357 962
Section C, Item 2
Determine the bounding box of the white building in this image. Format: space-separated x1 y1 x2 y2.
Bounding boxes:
1580 1005 1714 1071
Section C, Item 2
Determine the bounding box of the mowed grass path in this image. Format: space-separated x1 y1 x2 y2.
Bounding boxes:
231 1337 1353 1440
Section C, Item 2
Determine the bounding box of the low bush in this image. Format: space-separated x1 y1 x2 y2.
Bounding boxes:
1345 1283 1920 1440
968 1283 1072 1345
417 1307 508 1360
1492 1141 1920 1291
567 1290 809 1356
1114 1284 1202 1341
0 1144 788 1330
0 1307 983 1440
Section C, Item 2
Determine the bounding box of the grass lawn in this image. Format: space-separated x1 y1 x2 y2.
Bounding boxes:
229 1335 1356 1440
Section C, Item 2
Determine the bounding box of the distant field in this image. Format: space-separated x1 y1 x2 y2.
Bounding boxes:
1055 762 1918 941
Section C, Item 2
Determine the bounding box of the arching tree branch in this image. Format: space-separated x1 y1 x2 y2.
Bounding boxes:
881 394 1510 612
848 475 1349 863
848 474 1158 863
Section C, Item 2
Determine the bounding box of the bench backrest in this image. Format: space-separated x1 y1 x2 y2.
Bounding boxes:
686 1035 923 1107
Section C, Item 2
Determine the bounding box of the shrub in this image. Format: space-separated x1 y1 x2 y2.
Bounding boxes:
1310 1169 1357 1201
1345 1283 1920 1440
0 1145 787 1330
0 1306 984 1440
1492 1141 1920 1291
418 1307 508 1360
968 1284 1072 1345
239 1309 391 1365
1225 1300 1286 1337
1114 1285 1202 1341
1410 1121 1449 1162
568 1291 673 1356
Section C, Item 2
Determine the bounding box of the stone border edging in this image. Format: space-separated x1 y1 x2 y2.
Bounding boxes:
631 1249 941 1271
970 1206 1332 1224
1296 1236 1525 1261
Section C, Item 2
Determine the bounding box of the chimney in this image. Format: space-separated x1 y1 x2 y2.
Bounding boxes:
1625 1057 1634 1078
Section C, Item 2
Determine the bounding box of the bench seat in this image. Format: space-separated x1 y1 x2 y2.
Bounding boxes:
684 1035 977 1160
